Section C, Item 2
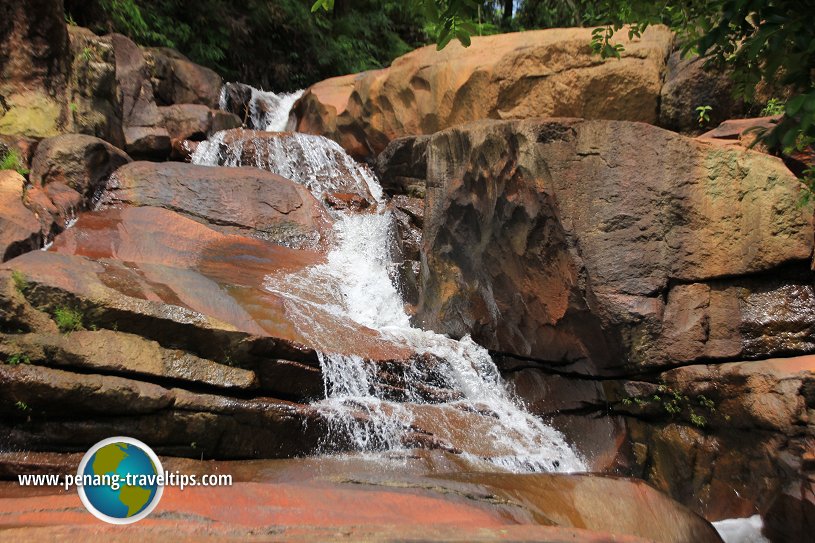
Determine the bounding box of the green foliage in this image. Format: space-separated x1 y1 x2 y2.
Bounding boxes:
15 401 30 412
53 307 85 333
11 271 28 293
68 0 430 91
761 98 786 117
799 167 815 206
695 105 712 126
0 148 29 176
6 353 31 366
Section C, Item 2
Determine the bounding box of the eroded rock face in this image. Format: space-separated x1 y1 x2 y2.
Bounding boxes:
102 162 332 248
66 26 124 147
295 26 673 159
417 119 814 375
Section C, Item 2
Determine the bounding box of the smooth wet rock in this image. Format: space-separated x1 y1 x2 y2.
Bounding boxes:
295 26 673 159
219 81 254 124
0 454 722 542
103 161 333 248
417 119 814 375
0 171 41 261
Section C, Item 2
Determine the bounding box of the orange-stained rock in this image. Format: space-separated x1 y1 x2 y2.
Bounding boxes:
0 453 722 543
417 119 815 375
102 162 333 248
0 171 41 261
295 26 673 159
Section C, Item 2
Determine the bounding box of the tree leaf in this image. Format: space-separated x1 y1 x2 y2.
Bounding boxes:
787 95 807 116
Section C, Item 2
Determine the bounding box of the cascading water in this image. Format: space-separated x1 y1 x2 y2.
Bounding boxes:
195 87 587 473
218 86 304 132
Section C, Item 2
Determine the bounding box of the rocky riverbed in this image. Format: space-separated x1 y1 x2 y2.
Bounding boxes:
1 1 814 541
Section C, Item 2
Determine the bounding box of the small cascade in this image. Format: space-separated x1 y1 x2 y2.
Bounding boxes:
218 85 304 132
205 81 586 473
192 131 382 201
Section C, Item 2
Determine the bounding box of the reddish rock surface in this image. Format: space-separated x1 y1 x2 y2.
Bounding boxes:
0 171 41 261
101 162 332 249
0 454 722 543
3 206 407 364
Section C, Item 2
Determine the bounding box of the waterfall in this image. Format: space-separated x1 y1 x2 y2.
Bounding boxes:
218 85 304 132
192 131 383 201
198 86 587 473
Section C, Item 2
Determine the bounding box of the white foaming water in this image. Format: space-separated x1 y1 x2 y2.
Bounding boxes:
206 83 585 472
713 516 769 543
192 131 382 201
264 209 586 472
218 85 304 132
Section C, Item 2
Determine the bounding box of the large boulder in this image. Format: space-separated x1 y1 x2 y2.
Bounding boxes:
145 47 223 108
295 26 673 159
101 162 332 248
29 134 131 199
416 119 814 376
659 51 743 133
610 356 815 532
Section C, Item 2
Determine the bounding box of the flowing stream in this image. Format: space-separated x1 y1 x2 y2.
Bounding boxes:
194 87 586 473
